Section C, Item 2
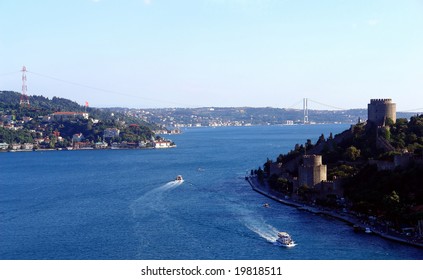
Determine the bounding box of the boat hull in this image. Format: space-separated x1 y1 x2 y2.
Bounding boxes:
277 240 297 248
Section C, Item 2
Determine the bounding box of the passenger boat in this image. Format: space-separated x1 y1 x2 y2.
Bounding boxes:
276 232 296 247
175 175 184 182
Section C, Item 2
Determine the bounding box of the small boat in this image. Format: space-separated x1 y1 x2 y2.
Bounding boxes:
276 232 296 248
263 203 270 208
353 225 372 234
175 175 184 182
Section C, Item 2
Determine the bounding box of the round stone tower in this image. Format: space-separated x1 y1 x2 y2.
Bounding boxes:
302 154 323 167
367 99 396 126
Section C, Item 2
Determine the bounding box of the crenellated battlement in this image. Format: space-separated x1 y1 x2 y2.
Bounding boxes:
370 99 393 104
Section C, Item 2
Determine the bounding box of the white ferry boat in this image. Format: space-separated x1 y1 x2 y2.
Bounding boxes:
175 175 184 182
276 232 296 248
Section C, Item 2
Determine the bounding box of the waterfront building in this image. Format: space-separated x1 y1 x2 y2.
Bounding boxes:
21 143 34 150
11 144 21 150
154 139 174 148
0 142 9 150
94 142 108 149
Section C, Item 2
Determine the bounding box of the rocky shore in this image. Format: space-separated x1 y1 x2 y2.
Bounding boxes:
246 175 423 249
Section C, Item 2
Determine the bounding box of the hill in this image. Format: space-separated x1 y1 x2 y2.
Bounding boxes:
118 106 417 127
0 91 158 149
259 116 423 233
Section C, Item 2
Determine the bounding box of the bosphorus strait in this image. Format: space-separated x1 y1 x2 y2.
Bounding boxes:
1 125 422 260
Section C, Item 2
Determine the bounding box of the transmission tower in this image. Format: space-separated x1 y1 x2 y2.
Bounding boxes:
303 98 309 124
20 66 30 107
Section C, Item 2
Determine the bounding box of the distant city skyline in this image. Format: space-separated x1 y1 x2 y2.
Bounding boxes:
1 0 422 112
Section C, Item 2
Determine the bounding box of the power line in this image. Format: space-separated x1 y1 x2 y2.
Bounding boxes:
0 71 20 77
27 70 200 108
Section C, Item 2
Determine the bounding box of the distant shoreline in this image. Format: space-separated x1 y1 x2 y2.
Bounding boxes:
246 175 423 249
0 146 175 153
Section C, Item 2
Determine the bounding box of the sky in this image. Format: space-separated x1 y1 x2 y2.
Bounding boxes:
0 0 422 111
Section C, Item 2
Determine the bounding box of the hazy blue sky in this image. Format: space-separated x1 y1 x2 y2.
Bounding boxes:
1 0 422 111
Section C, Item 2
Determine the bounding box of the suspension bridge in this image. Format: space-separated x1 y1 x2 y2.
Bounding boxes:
1 67 422 120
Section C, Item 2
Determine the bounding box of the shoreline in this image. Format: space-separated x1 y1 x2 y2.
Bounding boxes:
246 175 423 249
0 146 176 153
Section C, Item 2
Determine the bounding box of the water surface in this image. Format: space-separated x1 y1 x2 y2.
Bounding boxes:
1 125 422 259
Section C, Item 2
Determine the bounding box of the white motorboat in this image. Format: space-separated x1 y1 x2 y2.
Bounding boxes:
276 232 296 248
175 175 184 182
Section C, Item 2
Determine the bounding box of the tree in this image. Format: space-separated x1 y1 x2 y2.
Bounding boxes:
344 146 361 161
49 136 57 149
385 118 395 127
317 134 325 145
305 139 313 150
298 184 311 201
383 190 403 228
328 164 357 180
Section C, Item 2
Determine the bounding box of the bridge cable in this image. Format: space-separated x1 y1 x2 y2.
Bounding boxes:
307 98 347 110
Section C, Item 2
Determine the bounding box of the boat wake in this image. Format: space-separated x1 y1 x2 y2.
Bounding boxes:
225 195 281 244
130 180 183 218
130 179 187 258
242 216 280 243
157 180 183 191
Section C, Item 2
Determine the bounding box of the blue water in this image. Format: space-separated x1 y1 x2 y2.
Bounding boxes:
1 125 422 260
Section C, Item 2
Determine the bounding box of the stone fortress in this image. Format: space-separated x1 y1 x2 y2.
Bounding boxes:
287 98 397 200
367 98 396 126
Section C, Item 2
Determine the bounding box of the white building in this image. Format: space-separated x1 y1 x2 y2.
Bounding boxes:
0 142 9 150
50 112 89 121
103 128 120 138
154 140 175 148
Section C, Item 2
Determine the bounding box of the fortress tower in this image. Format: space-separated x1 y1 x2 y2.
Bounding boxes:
298 155 327 188
367 99 396 126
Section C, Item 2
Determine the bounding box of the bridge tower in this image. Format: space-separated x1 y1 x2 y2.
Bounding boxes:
303 98 309 124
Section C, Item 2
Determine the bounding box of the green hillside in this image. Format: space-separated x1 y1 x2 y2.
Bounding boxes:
0 91 157 147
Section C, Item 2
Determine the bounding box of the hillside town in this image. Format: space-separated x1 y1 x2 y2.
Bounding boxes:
116 106 368 127
0 91 175 151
